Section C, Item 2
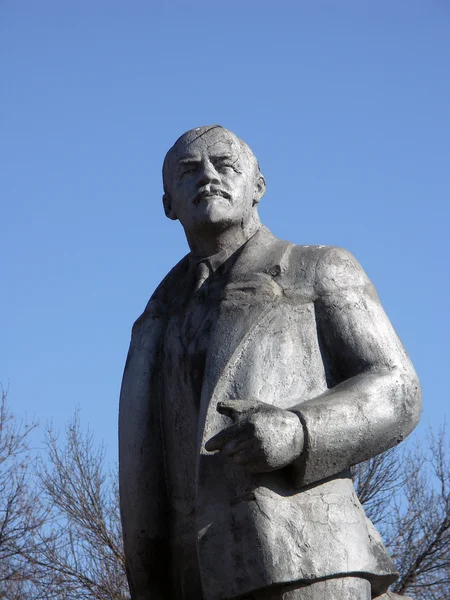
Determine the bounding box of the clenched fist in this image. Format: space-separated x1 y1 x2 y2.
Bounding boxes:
205 399 304 473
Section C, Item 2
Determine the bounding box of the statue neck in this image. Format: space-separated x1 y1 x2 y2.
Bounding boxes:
185 215 262 259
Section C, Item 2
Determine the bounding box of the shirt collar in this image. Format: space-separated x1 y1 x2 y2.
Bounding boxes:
189 228 260 274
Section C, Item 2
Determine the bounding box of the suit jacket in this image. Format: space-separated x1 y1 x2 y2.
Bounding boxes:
119 226 421 600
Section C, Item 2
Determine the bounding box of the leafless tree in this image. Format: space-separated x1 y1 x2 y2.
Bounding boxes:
0 387 46 599
24 412 130 600
354 427 450 599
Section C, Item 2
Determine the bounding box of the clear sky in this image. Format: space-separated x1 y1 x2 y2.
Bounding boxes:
1 1 449 465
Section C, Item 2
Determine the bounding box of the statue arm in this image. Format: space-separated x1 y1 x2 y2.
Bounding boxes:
290 246 421 487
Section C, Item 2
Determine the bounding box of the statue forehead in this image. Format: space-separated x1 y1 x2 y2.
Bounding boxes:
167 126 244 162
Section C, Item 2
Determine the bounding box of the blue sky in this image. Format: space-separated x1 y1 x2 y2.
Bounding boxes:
1 1 449 465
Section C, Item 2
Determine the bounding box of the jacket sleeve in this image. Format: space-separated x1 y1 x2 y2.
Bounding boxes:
119 256 189 599
289 246 421 488
119 312 169 600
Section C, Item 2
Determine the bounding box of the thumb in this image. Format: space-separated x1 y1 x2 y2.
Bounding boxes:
216 400 257 421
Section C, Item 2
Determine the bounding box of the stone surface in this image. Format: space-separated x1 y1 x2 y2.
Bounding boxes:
119 126 421 600
377 593 413 600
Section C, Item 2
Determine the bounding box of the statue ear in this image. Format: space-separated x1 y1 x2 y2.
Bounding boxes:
163 193 177 220
253 174 267 205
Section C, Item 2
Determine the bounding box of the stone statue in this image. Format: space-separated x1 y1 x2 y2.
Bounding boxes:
119 126 421 600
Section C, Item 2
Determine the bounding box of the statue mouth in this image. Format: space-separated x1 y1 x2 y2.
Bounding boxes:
193 188 231 205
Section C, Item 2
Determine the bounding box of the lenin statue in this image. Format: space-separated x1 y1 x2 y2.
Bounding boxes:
119 126 421 600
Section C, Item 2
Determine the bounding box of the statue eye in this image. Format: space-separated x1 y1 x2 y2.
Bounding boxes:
218 163 236 172
179 165 198 177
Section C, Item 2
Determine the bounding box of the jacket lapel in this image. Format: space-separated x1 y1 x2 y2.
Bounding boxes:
198 228 292 446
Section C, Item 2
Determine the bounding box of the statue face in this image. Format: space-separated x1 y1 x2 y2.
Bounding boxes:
164 127 262 236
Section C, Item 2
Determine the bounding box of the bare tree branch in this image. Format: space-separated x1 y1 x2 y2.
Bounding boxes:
0 386 47 599
23 410 130 600
354 426 450 599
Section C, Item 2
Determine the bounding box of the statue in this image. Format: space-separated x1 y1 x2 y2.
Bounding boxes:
119 126 421 600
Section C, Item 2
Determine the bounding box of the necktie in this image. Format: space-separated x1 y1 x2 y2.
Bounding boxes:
181 261 210 348
193 260 210 292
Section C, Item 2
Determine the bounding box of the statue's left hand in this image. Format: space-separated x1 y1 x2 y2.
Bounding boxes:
205 400 304 473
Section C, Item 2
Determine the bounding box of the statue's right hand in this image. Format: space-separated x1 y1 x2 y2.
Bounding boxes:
205 399 304 473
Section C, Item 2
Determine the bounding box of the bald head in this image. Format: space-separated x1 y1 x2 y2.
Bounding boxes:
162 125 262 196
160 125 266 253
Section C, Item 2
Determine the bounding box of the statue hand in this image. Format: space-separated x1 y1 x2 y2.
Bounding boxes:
205 399 304 473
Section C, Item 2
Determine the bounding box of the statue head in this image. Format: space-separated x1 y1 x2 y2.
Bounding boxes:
162 126 266 240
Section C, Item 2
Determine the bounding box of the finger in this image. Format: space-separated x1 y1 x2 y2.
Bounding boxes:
231 448 261 467
216 400 255 420
222 437 254 458
205 423 244 452
232 449 253 465
232 450 269 473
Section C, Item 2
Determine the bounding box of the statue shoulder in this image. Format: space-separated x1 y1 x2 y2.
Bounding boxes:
287 244 372 296
313 245 372 296
131 254 190 335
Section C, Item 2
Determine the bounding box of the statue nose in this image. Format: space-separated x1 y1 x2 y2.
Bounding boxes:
198 162 220 185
